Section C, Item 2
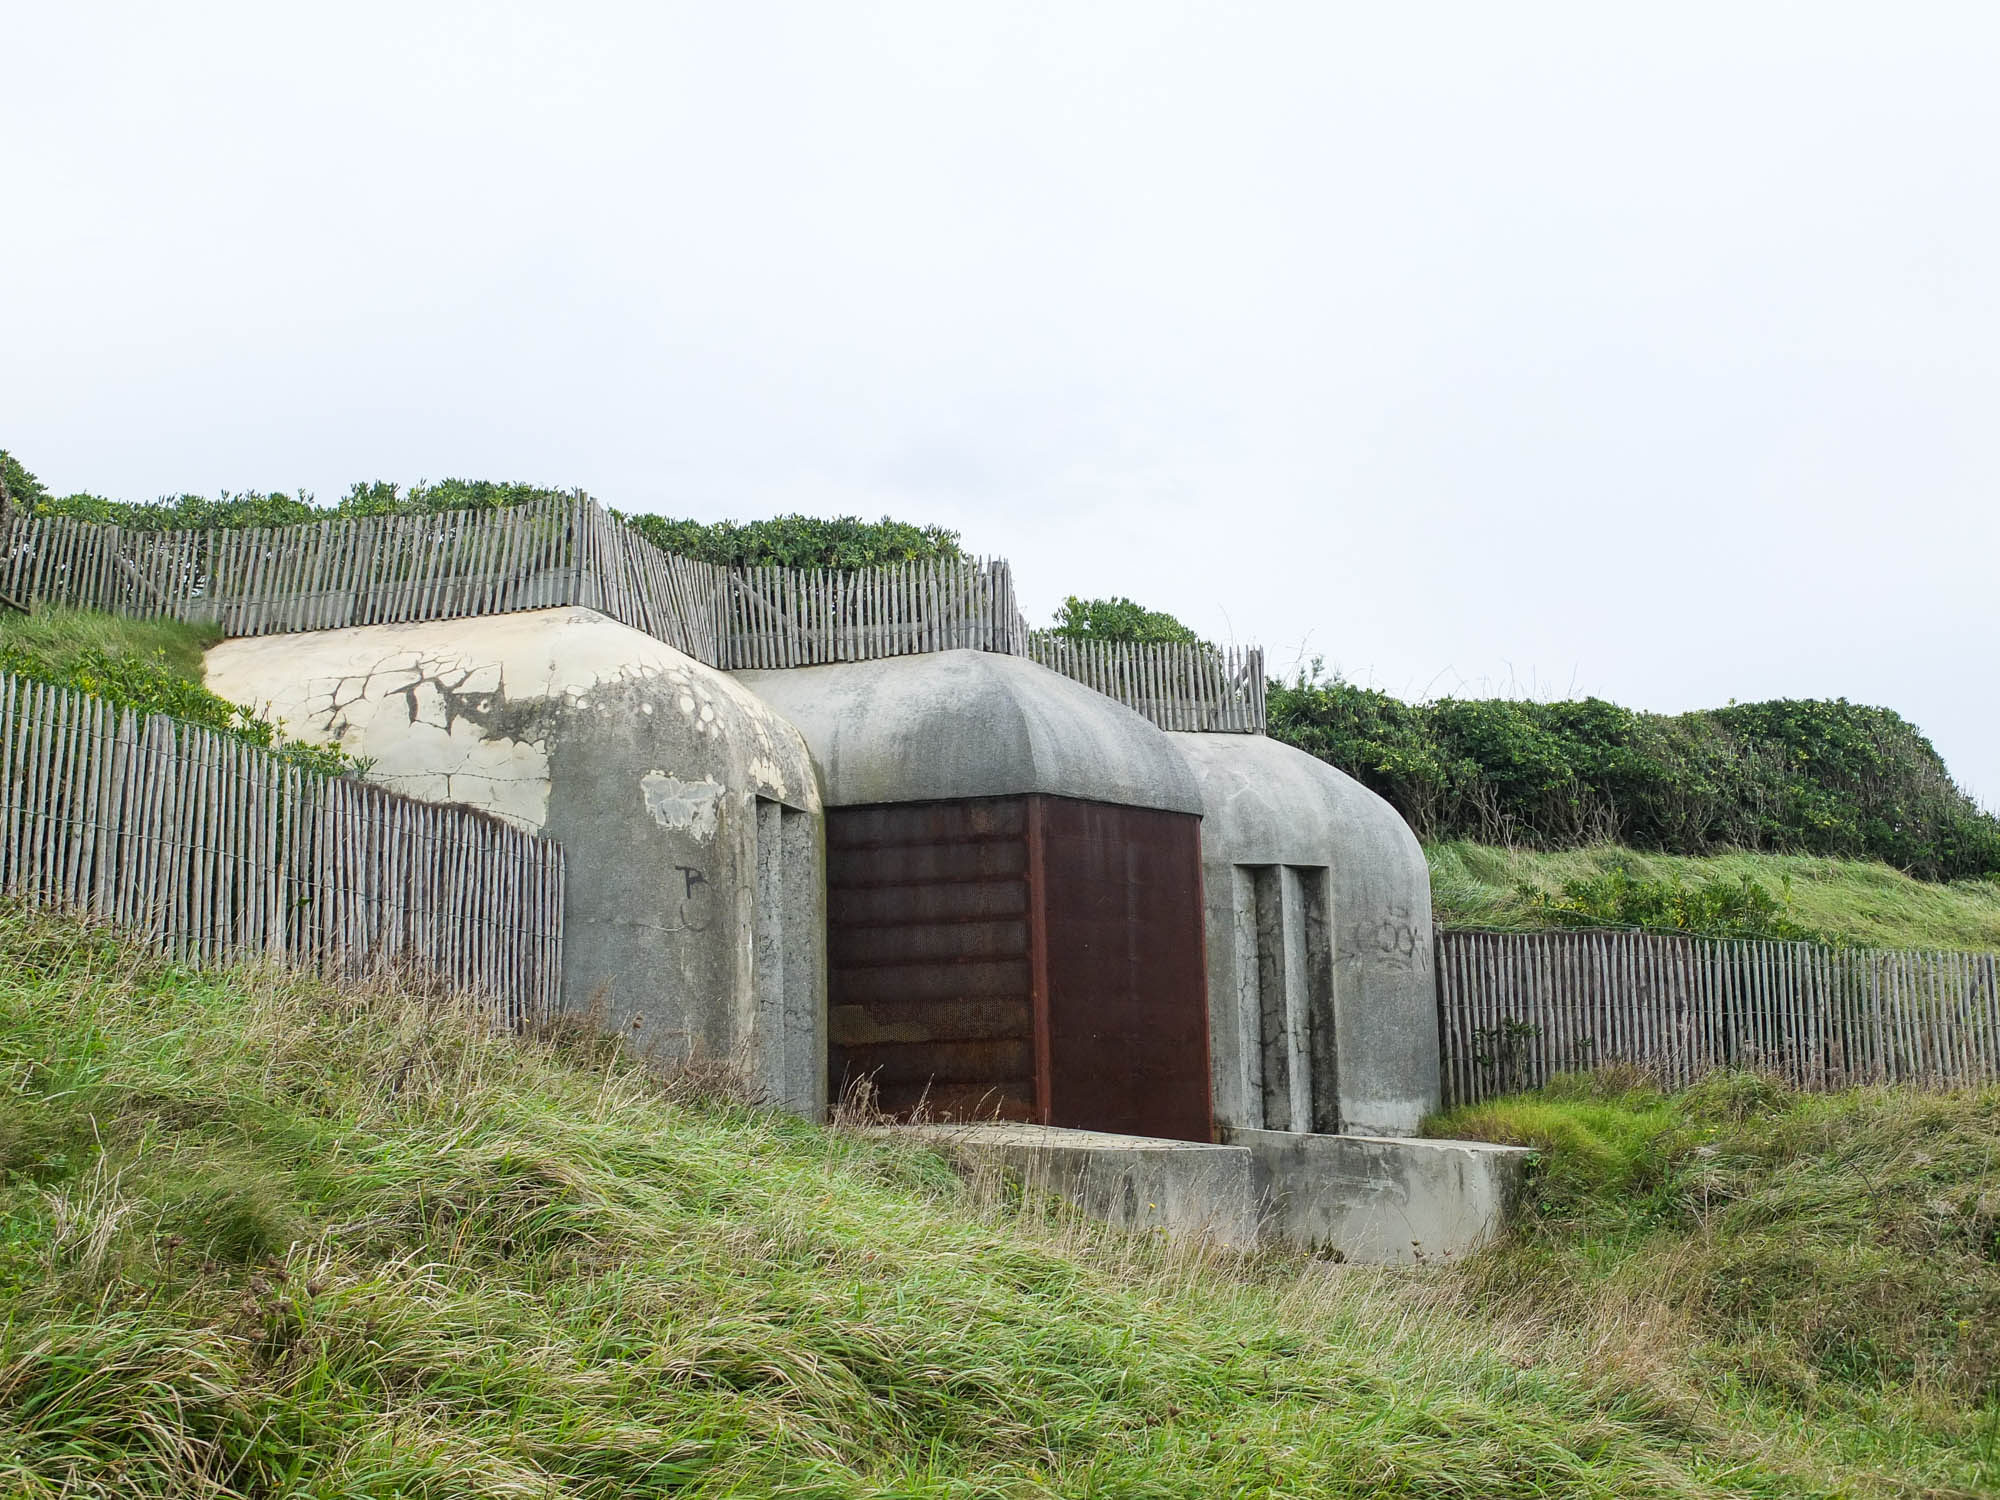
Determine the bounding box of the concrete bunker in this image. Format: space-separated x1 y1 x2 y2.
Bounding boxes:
741 651 1215 1142
205 605 829 1114
1169 732 1440 1138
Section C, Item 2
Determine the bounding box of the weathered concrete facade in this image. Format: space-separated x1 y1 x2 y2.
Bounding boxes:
1170 733 1439 1138
900 1121 1527 1261
1227 1129 1531 1263
206 606 828 1113
896 1122 1261 1250
741 652 1217 1139
202 606 1525 1254
737 650 1202 815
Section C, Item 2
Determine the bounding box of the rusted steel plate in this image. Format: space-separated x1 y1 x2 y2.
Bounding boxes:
830 879 1030 926
830 958 1031 1004
827 840 1027 888
1034 796 1213 1143
829 997 1035 1046
826 795 1213 1142
826 798 1036 1123
866 1080 1038 1122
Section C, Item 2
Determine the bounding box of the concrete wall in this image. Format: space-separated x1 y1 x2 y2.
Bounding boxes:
1227 1129 1532 1264
206 606 828 1114
1171 734 1439 1137
898 1122 1260 1249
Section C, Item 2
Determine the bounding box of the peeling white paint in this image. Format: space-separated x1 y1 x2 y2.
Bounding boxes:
204 606 822 832
640 772 725 841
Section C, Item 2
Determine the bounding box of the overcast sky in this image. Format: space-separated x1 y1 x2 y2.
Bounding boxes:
6 3 1997 809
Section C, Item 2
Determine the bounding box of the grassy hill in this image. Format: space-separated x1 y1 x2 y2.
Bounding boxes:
0 902 1992 1497
1432 841 2000 952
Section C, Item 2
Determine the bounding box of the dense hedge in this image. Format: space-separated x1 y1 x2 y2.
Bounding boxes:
1 453 963 570
1268 672 2000 880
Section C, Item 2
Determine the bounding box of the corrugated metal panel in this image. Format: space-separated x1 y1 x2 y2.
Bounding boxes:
827 799 1038 1122
826 795 1213 1141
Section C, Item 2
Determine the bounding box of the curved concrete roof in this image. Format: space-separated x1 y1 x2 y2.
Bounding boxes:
737 650 1202 814
1171 731 1437 1136
1169 731 1422 873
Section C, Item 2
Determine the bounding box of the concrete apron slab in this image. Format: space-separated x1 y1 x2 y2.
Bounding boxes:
1226 1129 1535 1265
885 1123 1533 1264
886 1122 1261 1250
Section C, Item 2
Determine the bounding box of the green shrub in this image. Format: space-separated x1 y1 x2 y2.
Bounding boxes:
1523 865 1828 943
1270 668 2000 880
5 448 965 570
1046 595 1207 645
618 511 963 568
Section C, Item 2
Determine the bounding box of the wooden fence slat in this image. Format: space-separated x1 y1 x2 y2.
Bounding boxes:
1435 926 2000 1106
0 669 562 1026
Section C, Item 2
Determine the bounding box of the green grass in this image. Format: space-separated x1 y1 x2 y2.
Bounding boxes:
0 607 356 775
0 605 219 684
1433 1071 2000 1494
1430 840 2000 952
0 903 1946 1499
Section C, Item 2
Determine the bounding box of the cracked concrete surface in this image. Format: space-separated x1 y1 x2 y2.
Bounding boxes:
205 607 829 1117
208 607 818 832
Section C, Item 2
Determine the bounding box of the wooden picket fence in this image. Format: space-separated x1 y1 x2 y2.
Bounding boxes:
0 500 1020 671
713 557 1023 669
0 502 1277 728
1025 636 1267 734
0 671 563 1024
1436 927 2000 1106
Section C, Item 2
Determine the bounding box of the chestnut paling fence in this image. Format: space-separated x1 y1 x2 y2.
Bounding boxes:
0 670 563 1024
0 498 1023 670
1025 635 1266 734
0 499 1268 731
1436 926 2000 1106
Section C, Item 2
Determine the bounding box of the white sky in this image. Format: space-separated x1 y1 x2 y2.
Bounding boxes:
6 3 1997 810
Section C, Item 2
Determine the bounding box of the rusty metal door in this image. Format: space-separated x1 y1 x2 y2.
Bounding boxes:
826 799 1038 1121
827 795 1213 1142
1031 796 1213 1142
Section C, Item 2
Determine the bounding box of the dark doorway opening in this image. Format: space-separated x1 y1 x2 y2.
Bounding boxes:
827 794 1212 1142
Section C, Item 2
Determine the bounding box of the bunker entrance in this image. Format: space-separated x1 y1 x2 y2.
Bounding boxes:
827 794 1213 1142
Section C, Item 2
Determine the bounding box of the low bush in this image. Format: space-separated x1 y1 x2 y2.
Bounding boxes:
619 511 964 568
1521 864 1829 943
1430 842 2000 951
1046 595 1208 645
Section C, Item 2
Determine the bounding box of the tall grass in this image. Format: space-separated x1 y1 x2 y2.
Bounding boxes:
1430 840 2000 952
0 901 1897 1498
1434 1071 2000 1494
